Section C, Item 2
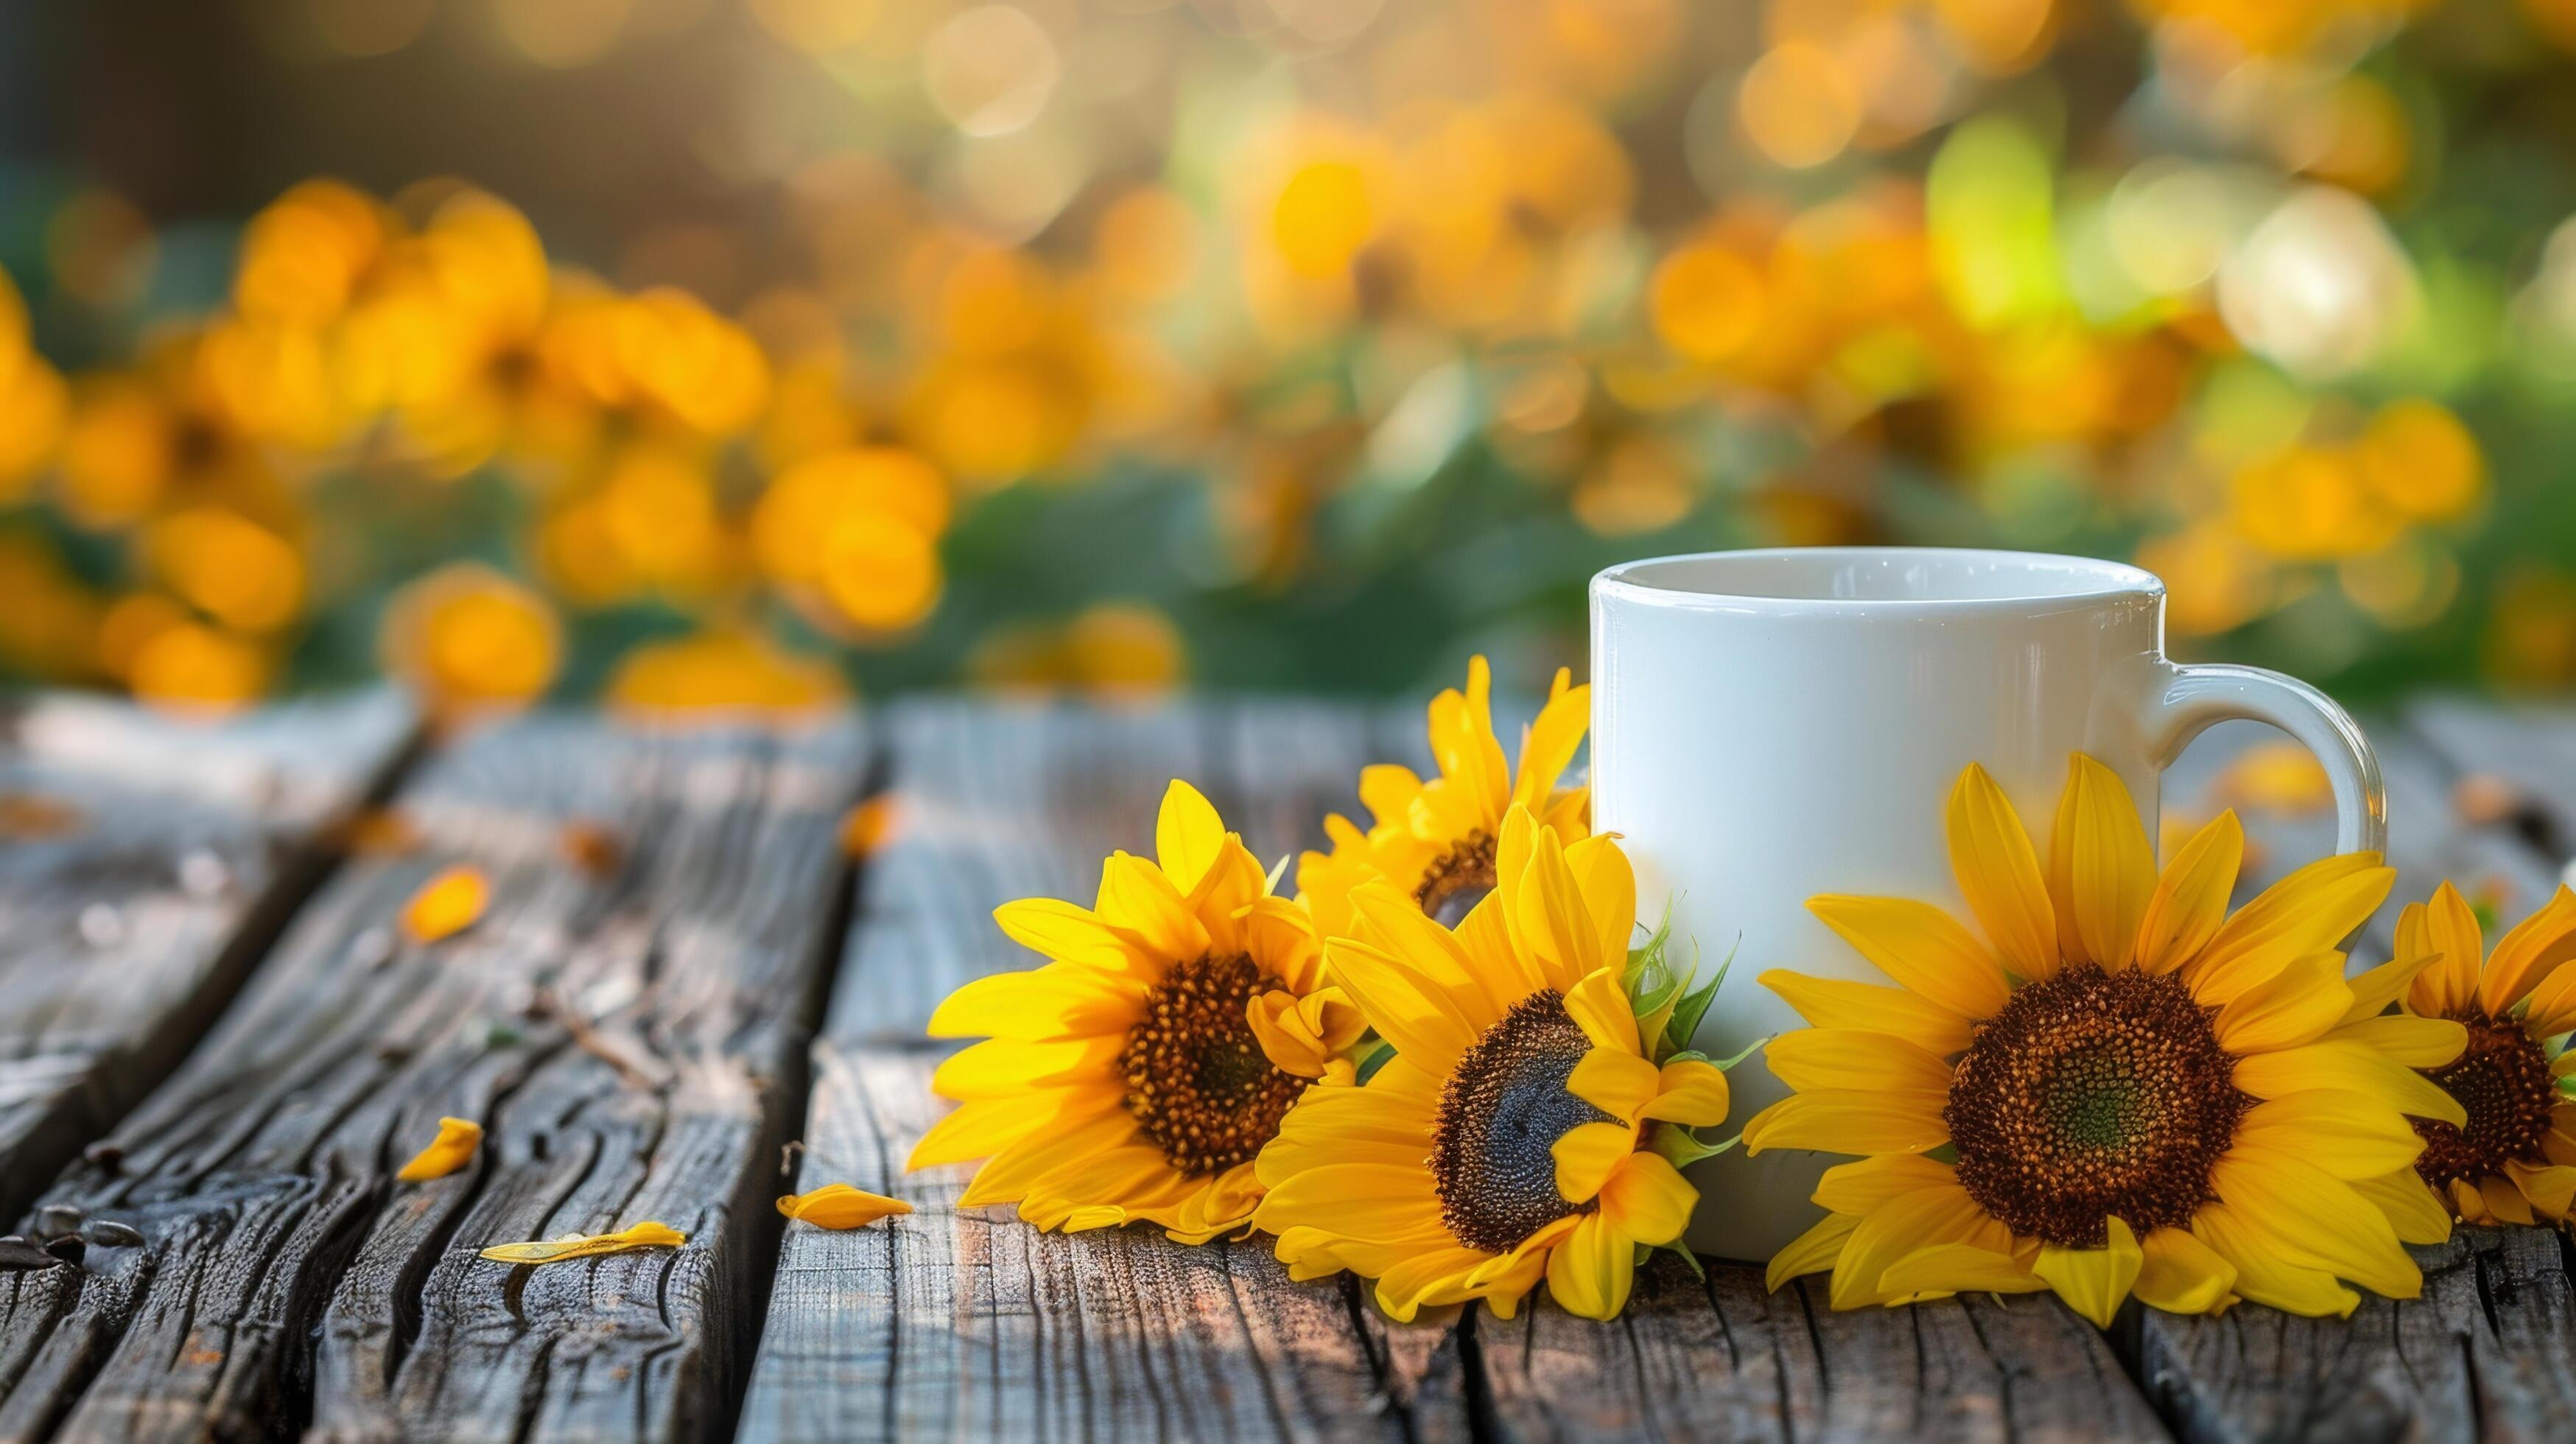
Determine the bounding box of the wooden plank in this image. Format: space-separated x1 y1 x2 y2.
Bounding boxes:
1468 1257 2166 1442
2122 715 2576 1441
742 1047 1411 1443
0 689 413 1220
0 712 868 1443
744 698 1442 1443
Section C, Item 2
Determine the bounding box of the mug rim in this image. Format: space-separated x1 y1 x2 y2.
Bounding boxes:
1592 546 2164 614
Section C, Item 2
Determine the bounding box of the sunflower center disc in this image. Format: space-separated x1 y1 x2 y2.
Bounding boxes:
2412 1012 2556 1191
1416 830 1498 927
1946 965 2250 1247
1429 989 1615 1252
1120 953 1310 1177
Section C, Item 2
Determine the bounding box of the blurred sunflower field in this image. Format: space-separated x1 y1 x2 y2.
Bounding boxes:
4 0 2576 715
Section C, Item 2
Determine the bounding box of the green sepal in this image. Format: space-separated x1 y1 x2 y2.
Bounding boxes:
1654 1238 1706 1279
1663 936 1736 1058
1352 1037 1397 1084
1649 1122 1738 1169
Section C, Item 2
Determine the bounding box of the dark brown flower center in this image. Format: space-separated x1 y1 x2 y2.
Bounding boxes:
1428 989 1613 1252
1120 953 1309 1177
1948 965 2251 1247
1415 830 1497 927
2411 1012 2555 1194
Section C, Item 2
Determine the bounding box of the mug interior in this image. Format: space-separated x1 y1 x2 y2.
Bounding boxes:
1597 547 2160 606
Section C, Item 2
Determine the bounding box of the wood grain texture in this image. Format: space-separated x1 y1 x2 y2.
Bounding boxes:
0 689 413 1221
0 712 868 1444
739 1047 1413 1443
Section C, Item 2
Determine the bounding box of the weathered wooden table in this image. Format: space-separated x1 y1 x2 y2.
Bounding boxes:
1 689 2572 1443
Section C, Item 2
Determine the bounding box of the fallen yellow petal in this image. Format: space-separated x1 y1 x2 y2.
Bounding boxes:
396 1116 483 1181
776 1183 912 1229
478 1221 686 1265
402 865 489 944
840 795 902 858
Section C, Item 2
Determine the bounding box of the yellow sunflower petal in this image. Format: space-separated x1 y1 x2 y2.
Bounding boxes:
1512 673 1590 815
2135 812 2244 975
1831 1180 1993 1310
2522 961 2576 1039
396 1116 482 1182
1945 763 2059 982
1804 895 2011 1018
2048 757 2155 972
2211 1150 2420 1300
2193 853 2393 998
1875 1244 2046 1298
2480 1174 2538 1225
776 1183 911 1229
479 1221 684 1266
1568 1046 1663 1121
993 897 1151 973
1562 832 1637 972
1512 827 1610 991
2484 885 2576 1014
2190 1202 2357 1318
1350 883 1517 1022
2032 1216 2143 1328
1358 763 1424 827
2210 950 2355 1054
2452 1177 2492 1223
1640 1059 1731 1126
2403 882 2484 1018
1762 1028 1955 1098
2507 1161 2576 1220
2133 1226 2236 1315
1812 1153 1959 1214
401 864 488 946
908 1089 1115 1168
2233 1092 2424 1180
1322 936 1480 1072
1551 1121 1637 1203
1545 1210 1635 1319
925 963 1140 1041
1760 970 1975 1054
1743 1087 1948 1157
930 1034 1124 1099
1766 1211 1857 1292
2228 1039 2468 1127
1154 779 1226 895
1599 1150 1696 1247
2351 1168 2454 1245
1095 852 1209 961
2338 949 2438 1025
2323 1014 2468 1069
1564 966 1639 1055
952 1110 1138 1206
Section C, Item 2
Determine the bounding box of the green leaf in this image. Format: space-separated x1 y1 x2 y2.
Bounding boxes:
1663 935 1736 1056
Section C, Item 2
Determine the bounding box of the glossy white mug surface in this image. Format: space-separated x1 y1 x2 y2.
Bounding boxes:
1587 547 2384 1261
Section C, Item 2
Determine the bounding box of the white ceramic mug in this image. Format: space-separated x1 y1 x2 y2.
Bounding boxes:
1587 547 2384 1261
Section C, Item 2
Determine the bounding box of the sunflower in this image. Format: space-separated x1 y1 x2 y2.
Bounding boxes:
1750 756 2468 1325
2379 882 2576 1225
1254 808 1736 1320
909 780 1364 1243
1296 656 1590 940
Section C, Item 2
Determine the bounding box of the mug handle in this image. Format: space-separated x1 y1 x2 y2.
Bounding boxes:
2131 661 2387 858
